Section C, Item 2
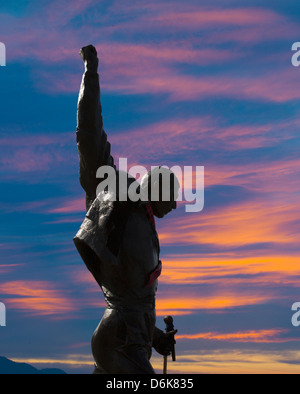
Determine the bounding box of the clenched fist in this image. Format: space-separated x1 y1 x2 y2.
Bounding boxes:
153 329 177 356
80 45 99 73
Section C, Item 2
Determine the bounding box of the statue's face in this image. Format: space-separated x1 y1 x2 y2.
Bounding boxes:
151 185 179 218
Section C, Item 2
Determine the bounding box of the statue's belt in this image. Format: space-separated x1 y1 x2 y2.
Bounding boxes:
105 299 156 311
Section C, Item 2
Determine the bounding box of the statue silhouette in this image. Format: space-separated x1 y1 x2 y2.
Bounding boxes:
74 45 178 374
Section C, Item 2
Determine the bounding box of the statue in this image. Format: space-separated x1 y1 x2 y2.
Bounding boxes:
73 45 178 374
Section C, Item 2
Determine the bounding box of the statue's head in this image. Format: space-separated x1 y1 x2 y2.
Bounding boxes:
140 167 180 218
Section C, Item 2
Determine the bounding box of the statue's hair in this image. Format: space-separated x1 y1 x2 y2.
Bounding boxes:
140 166 180 202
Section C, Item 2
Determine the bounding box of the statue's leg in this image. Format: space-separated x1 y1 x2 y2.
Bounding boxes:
92 308 155 374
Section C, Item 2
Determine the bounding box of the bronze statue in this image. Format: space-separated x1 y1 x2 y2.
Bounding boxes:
73 45 178 374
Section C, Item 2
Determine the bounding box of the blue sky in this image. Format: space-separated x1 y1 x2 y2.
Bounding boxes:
1 0 300 373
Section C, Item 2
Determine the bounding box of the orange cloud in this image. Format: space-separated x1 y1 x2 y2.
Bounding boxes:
14 349 300 374
155 292 270 316
159 196 300 248
160 255 300 288
176 329 290 343
0 280 76 316
150 350 300 374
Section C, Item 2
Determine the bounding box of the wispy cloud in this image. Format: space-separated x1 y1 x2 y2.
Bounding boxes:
34 52 300 104
108 116 299 165
101 3 297 43
151 349 300 374
101 67 300 103
49 198 85 214
158 195 300 250
13 348 300 374
2 1 297 105
177 328 290 343
155 290 271 316
0 132 75 174
0 280 76 317
160 255 300 287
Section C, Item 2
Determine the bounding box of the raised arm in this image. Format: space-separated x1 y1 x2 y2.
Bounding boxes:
76 45 115 211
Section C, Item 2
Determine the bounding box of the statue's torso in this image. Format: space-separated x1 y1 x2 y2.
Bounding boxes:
100 204 160 310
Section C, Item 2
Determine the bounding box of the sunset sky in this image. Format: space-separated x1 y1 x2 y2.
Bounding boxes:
1 0 300 374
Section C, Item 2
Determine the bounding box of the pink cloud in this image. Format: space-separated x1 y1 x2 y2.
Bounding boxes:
1 2 297 105
1 150 55 172
0 132 75 173
0 263 21 275
1 1 297 107
150 8 282 28
106 115 299 165
102 67 300 103
31 39 242 94
36 56 300 104
49 197 85 214
102 3 296 41
204 157 300 194
97 42 240 69
109 117 214 161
